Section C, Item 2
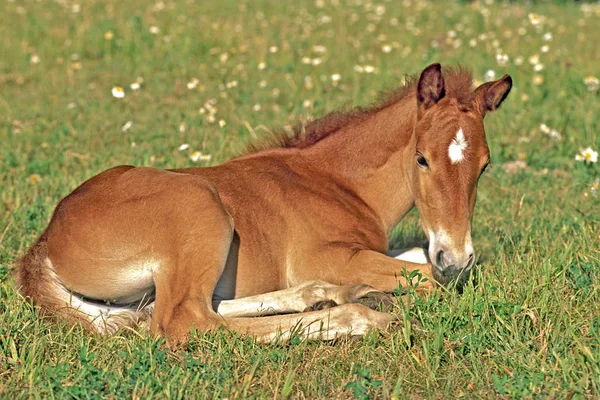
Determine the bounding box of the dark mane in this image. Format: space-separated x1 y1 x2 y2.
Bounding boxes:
244 67 475 154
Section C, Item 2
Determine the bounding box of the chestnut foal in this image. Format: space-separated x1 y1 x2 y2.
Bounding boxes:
15 64 511 344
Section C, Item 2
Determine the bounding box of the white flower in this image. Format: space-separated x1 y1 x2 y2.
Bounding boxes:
496 53 509 66
303 99 313 108
111 86 125 98
304 76 313 89
534 63 544 72
547 129 562 141
331 73 341 82
540 45 549 53
130 82 141 90
591 179 599 196
528 13 542 26
301 57 311 64
311 58 322 66
190 151 212 162
258 62 266 70
219 119 226 127
187 78 199 90
528 54 540 65
575 147 598 163
381 44 392 53
584 76 599 92
252 103 261 112
543 32 552 41
514 56 524 66
121 121 133 132
149 26 160 34
364 65 375 73
269 46 278 53
484 70 496 82
30 54 40 64
313 45 327 54
354 65 364 73
28 174 42 183
178 143 190 151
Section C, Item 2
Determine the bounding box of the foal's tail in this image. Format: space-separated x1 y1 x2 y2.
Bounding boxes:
14 235 148 334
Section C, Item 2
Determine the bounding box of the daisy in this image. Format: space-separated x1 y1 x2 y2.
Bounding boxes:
187 78 199 90
111 86 125 98
28 174 42 183
190 152 212 162
584 76 599 92
528 13 542 26
575 147 598 163
121 121 133 132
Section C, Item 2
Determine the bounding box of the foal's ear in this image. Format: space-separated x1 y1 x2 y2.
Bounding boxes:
417 63 446 109
473 75 512 116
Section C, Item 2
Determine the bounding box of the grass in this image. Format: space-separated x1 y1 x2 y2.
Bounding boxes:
1 0 599 398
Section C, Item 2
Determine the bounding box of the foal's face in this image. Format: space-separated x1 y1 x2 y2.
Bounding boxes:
411 64 512 285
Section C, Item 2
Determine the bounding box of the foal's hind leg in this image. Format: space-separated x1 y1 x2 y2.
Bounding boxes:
149 180 236 342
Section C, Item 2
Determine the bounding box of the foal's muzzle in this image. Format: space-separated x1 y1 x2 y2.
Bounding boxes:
431 249 475 285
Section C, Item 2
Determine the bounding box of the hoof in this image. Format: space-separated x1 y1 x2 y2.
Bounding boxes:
355 292 395 313
304 299 338 312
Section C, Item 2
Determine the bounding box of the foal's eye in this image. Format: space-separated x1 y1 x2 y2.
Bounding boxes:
480 162 490 175
416 154 429 169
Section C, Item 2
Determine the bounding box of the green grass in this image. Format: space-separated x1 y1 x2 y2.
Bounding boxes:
1 0 599 398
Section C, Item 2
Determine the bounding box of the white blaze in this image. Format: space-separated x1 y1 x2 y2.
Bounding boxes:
448 128 468 164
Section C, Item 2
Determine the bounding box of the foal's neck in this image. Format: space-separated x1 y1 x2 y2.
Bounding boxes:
303 95 417 234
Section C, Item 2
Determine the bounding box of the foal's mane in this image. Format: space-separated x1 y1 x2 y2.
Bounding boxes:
244 67 475 154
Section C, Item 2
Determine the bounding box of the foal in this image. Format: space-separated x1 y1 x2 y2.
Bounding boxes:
15 63 512 343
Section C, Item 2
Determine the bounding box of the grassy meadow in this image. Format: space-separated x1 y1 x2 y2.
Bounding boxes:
1 0 599 397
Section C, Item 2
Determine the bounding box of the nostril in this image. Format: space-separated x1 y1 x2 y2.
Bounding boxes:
436 250 445 269
466 253 475 269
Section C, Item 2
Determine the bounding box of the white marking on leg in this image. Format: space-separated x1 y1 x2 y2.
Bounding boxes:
388 248 428 264
448 128 467 164
213 281 377 318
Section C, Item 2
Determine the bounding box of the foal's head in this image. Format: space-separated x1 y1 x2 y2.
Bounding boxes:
410 63 512 285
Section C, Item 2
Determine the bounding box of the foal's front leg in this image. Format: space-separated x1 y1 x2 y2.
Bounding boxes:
340 248 436 293
213 280 383 318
